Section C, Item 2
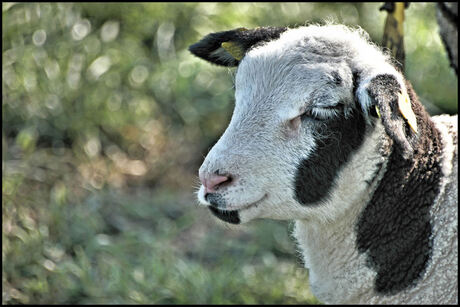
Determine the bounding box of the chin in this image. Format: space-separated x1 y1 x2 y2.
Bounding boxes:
208 206 241 224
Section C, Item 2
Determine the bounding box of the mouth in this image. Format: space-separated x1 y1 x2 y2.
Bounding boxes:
208 206 241 224
207 194 267 224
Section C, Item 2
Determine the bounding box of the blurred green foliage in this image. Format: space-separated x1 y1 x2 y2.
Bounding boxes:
2 2 457 304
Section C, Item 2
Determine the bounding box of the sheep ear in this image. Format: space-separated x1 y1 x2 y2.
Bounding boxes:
188 26 288 66
357 74 418 159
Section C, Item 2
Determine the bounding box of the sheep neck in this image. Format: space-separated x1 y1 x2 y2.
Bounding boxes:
293 82 445 304
355 81 444 296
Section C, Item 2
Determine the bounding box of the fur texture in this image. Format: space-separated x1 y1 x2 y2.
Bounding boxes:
190 24 458 304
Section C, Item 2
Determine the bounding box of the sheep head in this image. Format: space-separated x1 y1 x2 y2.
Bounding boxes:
189 25 420 224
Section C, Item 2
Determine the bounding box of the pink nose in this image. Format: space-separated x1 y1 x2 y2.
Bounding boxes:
200 172 231 194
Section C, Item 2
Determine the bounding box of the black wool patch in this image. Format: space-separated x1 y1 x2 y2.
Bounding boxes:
356 80 443 295
188 26 288 67
294 109 367 204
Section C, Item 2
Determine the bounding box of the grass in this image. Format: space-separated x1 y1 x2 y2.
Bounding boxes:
2 150 320 304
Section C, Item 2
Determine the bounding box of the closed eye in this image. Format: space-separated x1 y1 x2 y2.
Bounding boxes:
301 103 345 120
288 103 345 131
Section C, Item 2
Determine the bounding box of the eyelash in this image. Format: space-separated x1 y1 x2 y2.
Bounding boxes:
309 106 341 119
300 105 343 121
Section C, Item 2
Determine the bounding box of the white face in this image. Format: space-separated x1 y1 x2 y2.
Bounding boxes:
196 26 398 224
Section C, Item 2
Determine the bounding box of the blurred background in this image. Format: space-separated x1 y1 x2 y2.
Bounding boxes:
2 2 457 304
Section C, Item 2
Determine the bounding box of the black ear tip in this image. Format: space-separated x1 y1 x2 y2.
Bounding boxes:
188 33 213 54
188 36 213 56
188 42 202 57
188 35 240 67
188 44 195 55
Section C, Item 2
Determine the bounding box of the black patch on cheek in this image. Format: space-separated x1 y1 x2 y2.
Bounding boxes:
294 110 366 205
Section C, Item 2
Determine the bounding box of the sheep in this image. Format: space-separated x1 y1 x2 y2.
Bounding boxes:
189 24 458 304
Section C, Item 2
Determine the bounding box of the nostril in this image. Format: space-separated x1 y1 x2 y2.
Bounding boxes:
200 172 233 194
223 175 232 185
216 175 232 190
208 174 231 191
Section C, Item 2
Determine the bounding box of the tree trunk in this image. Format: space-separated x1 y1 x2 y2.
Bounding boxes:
436 2 458 76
